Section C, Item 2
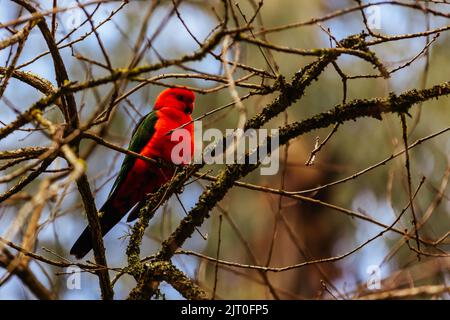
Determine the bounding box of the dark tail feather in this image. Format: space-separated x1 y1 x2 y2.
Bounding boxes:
126 200 145 222
70 200 124 259
70 226 96 260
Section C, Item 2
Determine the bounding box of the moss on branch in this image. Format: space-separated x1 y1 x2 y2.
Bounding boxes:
127 260 207 300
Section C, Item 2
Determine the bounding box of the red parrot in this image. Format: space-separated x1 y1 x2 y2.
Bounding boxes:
70 87 195 259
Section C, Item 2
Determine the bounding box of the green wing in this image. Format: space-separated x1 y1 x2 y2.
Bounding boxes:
106 111 158 200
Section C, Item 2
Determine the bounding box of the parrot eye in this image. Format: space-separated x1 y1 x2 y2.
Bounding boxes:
176 95 184 102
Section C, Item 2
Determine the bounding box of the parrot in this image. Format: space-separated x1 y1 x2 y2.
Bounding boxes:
70 87 195 259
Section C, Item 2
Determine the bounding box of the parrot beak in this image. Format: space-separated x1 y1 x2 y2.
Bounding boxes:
184 103 194 115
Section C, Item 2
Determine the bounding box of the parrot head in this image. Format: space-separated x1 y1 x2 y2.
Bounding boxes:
154 87 195 115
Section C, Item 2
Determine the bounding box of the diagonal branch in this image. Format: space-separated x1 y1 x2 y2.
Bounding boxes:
156 81 450 262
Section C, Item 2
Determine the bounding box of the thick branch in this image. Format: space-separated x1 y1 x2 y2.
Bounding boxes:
157 81 450 261
127 260 207 300
0 248 56 300
76 174 114 300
